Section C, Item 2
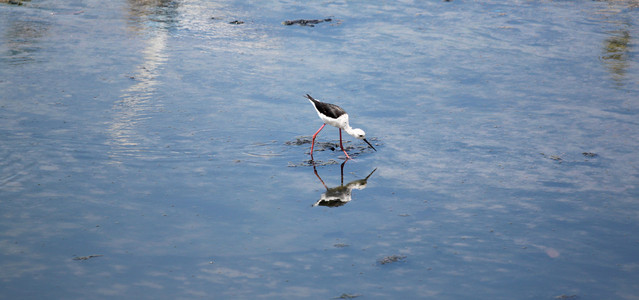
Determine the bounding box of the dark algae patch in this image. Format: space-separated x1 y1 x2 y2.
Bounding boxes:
73 255 103 261
333 293 362 299
282 18 333 27
378 255 406 265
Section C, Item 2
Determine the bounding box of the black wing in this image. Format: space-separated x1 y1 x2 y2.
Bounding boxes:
306 94 346 119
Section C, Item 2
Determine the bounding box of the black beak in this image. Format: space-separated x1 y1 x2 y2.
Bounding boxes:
363 139 377 151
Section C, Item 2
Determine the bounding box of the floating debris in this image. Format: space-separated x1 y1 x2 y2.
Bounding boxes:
333 293 361 299
378 255 406 265
334 243 350 248
288 159 340 167
555 295 578 299
285 136 312 146
582 152 598 158
283 18 332 27
3 0 28 5
286 137 343 151
286 136 380 160
73 255 103 261
541 153 563 162
229 20 244 25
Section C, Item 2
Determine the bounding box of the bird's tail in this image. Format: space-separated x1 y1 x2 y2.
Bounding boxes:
305 94 316 102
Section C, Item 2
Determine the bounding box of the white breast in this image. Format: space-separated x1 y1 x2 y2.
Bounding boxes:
319 113 349 129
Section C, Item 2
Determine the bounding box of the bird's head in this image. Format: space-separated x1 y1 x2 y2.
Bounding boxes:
351 128 366 140
351 128 377 151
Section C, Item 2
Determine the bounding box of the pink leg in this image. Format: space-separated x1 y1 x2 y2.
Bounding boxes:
339 129 352 160
311 124 326 160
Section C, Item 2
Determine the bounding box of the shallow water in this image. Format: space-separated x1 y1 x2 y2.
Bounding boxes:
1 0 639 299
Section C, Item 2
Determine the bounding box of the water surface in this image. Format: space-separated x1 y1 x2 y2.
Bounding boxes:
1 0 639 299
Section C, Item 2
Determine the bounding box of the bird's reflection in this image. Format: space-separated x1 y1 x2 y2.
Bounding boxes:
312 161 377 207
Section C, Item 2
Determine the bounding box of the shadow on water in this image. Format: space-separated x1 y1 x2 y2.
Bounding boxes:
594 2 635 87
2 16 49 65
311 160 377 207
601 29 631 86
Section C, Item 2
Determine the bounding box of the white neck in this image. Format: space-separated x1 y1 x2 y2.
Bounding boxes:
343 125 357 138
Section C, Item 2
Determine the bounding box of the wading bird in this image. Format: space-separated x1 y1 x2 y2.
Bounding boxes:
305 94 376 160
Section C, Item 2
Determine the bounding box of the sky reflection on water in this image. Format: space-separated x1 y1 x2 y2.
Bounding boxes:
1 0 639 299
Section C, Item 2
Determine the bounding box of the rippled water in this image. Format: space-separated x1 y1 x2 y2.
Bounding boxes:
1 0 639 299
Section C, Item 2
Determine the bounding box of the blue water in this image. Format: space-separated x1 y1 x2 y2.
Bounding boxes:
1 0 639 299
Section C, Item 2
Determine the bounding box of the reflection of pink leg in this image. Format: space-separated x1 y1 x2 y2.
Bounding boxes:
340 160 347 185
311 124 326 161
339 129 351 160
312 165 328 189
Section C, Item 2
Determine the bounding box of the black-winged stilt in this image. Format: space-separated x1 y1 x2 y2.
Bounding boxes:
305 94 376 160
